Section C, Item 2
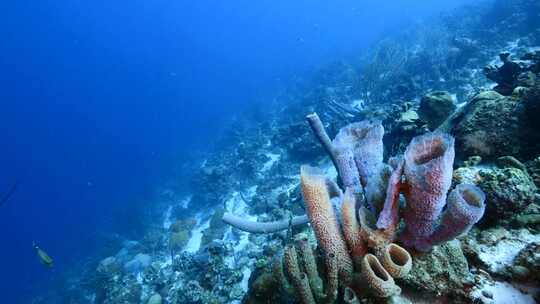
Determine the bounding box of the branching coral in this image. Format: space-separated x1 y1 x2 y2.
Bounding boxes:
223 112 486 303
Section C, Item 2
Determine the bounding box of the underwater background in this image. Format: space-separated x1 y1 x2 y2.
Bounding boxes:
1 0 539 303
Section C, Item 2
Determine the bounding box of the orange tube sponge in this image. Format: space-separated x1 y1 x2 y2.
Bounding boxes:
273 255 294 295
341 188 367 269
296 238 324 301
284 245 316 304
324 251 339 303
379 243 412 279
301 165 354 283
361 254 401 298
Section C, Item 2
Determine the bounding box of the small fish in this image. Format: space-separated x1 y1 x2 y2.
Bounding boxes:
33 242 54 268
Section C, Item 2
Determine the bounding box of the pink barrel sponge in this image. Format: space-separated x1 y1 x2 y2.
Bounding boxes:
401 132 455 252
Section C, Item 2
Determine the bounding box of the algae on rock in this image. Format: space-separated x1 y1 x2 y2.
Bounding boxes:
418 91 456 130
401 240 470 298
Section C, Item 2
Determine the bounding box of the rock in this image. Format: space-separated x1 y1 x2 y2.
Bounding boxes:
387 295 413 304
169 231 190 253
399 109 419 123
509 265 530 280
469 279 537 304
481 289 493 299
496 156 527 171
170 218 197 233
147 294 162 304
96 256 121 278
512 202 540 229
96 274 142 304
243 269 286 304
513 242 540 281
461 228 540 276
483 52 522 95
463 156 482 167
525 156 540 188
201 208 227 248
274 122 322 161
418 91 456 130
401 240 469 297
512 86 529 98
124 253 152 274
513 214 540 228
523 81 540 155
452 91 523 159
476 167 537 224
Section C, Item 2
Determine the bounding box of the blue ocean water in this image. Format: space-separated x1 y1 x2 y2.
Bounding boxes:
0 1 475 302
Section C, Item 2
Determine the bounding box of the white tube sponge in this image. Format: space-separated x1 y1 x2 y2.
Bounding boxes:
222 214 309 233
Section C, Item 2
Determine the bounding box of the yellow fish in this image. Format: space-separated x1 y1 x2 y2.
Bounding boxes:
33 242 53 267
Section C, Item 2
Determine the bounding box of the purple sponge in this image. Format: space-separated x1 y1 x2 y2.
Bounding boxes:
346 120 384 187
400 132 455 251
332 127 363 199
341 120 387 212
428 184 486 248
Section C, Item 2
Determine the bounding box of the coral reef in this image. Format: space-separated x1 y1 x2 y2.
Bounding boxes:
477 165 537 224
401 240 470 298
224 113 486 302
33 1 540 303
